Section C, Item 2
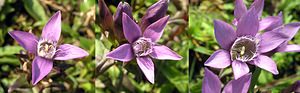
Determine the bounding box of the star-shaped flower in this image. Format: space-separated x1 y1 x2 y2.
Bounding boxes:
9 11 89 85
106 13 182 83
204 7 289 79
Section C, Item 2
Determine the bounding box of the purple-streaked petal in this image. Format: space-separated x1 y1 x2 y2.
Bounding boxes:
223 73 252 93
232 61 249 79
41 11 61 42
143 16 169 42
259 12 283 31
106 43 134 62
139 0 168 31
54 44 89 60
204 49 231 68
278 44 300 52
234 0 247 20
136 57 154 84
236 7 259 37
122 13 142 43
32 56 53 85
254 55 279 74
202 68 221 93
8 31 38 54
150 45 182 60
259 31 289 53
213 20 237 50
99 0 113 30
113 2 133 42
249 0 264 18
275 22 300 40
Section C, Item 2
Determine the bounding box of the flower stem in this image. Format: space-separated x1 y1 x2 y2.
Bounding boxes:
249 67 261 93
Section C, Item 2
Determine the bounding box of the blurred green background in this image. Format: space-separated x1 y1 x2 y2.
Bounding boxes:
189 0 300 93
96 0 189 93
0 0 95 92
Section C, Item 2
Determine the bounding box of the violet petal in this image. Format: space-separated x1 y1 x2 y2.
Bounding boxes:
8 31 38 54
232 60 249 79
275 22 300 40
259 31 289 53
236 7 259 37
204 49 231 69
122 13 142 43
234 0 247 20
54 44 89 60
32 56 53 85
113 2 133 41
223 73 252 93
150 45 182 60
106 43 134 62
139 0 168 31
136 57 155 84
259 12 283 31
278 44 300 52
214 20 237 50
254 55 279 74
41 11 61 42
114 2 133 24
249 0 264 18
143 16 169 42
202 68 222 93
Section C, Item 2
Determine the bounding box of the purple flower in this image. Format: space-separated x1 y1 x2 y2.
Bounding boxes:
234 0 283 31
202 68 252 93
9 11 89 85
106 13 182 83
204 7 289 79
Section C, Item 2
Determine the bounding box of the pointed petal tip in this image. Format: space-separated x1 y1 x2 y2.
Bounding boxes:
31 56 53 86
105 44 134 62
41 10 62 42
143 15 170 42
149 79 155 84
136 57 155 84
122 12 142 43
254 55 279 75
8 31 38 53
204 50 231 69
150 45 182 60
213 20 237 50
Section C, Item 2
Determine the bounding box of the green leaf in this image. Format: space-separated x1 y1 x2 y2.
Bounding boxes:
0 46 23 56
193 46 213 55
23 0 48 22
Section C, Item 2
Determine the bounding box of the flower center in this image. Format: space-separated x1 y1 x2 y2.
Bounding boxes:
230 36 258 62
132 37 153 57
37 39 57 59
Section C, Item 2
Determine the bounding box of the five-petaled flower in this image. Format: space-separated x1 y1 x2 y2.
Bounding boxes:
202 68 252 93
9 11 89 85
234 0 300 54
106 13 182 83
204 7 290 79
